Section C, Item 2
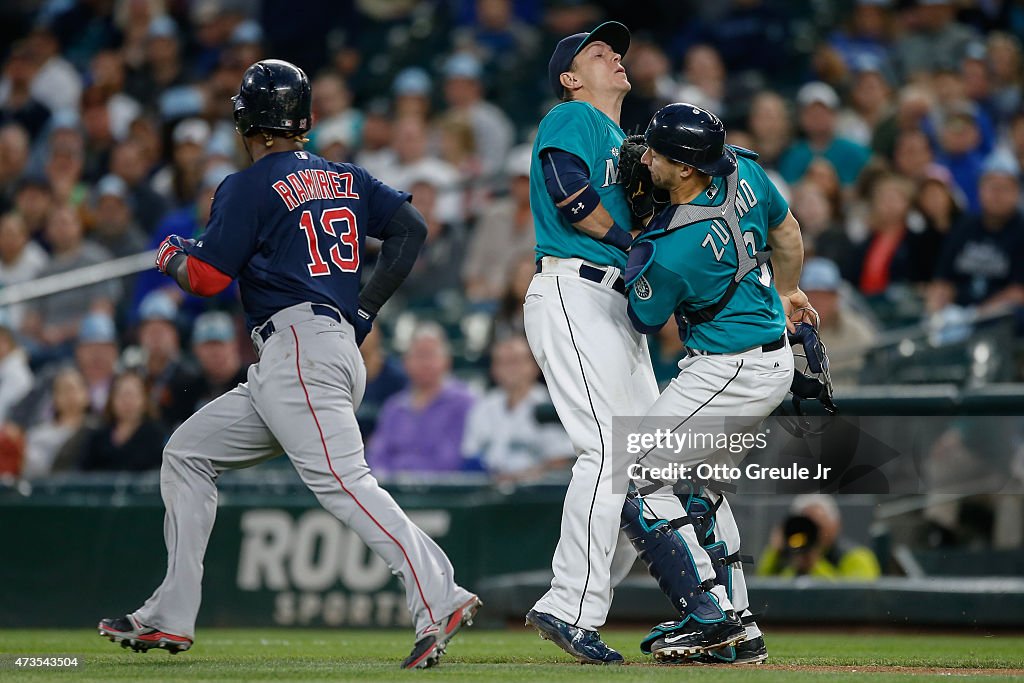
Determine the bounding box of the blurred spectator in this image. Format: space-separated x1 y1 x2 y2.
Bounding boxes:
45 124 88 207
893 0 977 80
391 67 433 122
908 166 964 283
78 369 166 472
396 175 468 308
0 123 30 211
151 118 211 209
80 86 119 183
935 103 987 213
463 146 535 303
779 81 871 187
21 205 120 351
442 53 514 183
891 129 935 182
125 15 187 110
114 0 165 76
133 291 198 430
986 32 1023 123
451 0 540 82
857 173 916 296
8 312 118 431
372 116 461 223
12 175 51 240
0 313 33 422
89 175 148 258
0 41 50 141
672 45 726 120
871 83 935 158
308 72 361 159
109 140 169 233
757 494 881 580
837 55 894 147
366 323 476 475
0 211 48 328
492 254 535 343
167 311 246 426
790 182 856 281
354 101 394 177
87 50 143 143
20 367 94 480
356 325 408 437
23 25 82 114
438 111 482 207
462 335 571 482
801 258 877 387
928 155 1024 313
827 0 896 72
747 91 792 171
620 40 674 136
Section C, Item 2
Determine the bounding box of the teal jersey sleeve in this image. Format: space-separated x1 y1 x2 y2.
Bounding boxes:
535 102 597 167
752 162 790 228
628 260 687 331
529 101 633 270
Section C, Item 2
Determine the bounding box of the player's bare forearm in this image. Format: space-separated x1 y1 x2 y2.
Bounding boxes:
768 210 804 296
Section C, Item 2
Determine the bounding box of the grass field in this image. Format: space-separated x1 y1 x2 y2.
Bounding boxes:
1 628 1022 682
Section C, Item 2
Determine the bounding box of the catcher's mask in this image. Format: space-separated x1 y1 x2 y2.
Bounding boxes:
777 312 837 437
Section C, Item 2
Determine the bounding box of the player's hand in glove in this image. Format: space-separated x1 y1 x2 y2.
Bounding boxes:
353 307 375 347
618 135 668 227
155 235 195 275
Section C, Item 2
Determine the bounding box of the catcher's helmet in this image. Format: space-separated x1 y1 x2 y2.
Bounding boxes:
232 59 311 137
644 103 736 176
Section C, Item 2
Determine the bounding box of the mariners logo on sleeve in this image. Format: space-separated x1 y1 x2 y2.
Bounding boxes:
634 275 652 300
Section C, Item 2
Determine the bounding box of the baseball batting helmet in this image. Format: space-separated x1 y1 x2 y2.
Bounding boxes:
232 59 312 137
644 103 736 176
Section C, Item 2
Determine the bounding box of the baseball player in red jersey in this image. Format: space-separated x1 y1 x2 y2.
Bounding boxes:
97 60 480 670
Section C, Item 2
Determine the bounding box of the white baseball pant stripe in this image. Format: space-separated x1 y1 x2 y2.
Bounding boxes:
524 259 660 630
133 303 472 639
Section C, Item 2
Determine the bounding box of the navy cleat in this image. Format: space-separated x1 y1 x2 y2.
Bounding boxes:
695 634 768 664
641 610 746 662
98 615 192 654
401 595 482 670
525 609 624 665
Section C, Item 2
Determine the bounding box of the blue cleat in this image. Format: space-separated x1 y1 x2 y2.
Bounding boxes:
525 609 624 665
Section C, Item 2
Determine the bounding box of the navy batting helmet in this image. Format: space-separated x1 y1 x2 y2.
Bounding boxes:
644 103 736 176
232 59 312 137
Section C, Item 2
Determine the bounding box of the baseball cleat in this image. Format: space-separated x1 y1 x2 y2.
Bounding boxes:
98 615 192 654
693 634 768 664
642 611 746 662
525 609 624 665
400 595 482 670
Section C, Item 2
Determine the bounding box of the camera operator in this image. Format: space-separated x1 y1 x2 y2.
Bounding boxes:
757 494 881 580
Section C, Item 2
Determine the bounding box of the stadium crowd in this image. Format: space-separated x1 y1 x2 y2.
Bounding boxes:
0 0 1022 483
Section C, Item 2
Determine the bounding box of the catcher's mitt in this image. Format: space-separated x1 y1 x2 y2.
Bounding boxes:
618 135 668 227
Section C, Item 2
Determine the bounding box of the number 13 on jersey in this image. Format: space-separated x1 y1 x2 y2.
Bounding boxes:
299 207 359 276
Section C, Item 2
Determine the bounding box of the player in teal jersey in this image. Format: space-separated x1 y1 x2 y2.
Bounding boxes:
523 22 661 664
616 104 810 665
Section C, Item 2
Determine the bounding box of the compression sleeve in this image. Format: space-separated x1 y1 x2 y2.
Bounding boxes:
357 201 427 314
541 149 591 202
184 255 233 296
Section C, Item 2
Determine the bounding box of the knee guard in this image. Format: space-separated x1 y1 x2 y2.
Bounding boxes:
620 488 727 624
